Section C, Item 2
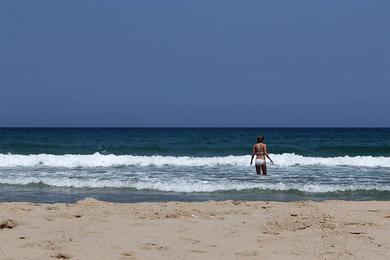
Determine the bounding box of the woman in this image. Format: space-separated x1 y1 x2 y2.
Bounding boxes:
250 135 273 175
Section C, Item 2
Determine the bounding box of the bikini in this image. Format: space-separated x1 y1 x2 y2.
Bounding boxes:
255 143 265 166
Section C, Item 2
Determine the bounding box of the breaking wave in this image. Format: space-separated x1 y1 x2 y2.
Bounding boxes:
0 176 389 192
1 153 390 168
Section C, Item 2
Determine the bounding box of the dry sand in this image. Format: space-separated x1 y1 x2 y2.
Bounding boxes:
0 199 389 260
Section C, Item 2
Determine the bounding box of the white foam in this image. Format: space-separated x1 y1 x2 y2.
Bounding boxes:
0 177 389 193
271 153 390 168
1 153 389 168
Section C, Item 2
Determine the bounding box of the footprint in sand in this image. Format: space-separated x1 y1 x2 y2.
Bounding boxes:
343 222 360 227
120 250 136 259
191 249 206 254
349 231 365 235
0 219 17 229
46 206 59 211
142 243 170 250
40 240 61 251
235 250 258 257
53 253 71 259
182 237 201 244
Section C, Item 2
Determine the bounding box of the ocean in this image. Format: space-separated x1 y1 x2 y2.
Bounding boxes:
0 128 389 203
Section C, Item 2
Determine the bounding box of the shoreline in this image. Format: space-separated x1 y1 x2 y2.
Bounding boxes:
1 199 389 259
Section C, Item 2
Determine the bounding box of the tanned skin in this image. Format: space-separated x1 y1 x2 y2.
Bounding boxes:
250 138 273 175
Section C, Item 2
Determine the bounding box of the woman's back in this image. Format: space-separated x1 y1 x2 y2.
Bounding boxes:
254 143 265 158
250 135 273 175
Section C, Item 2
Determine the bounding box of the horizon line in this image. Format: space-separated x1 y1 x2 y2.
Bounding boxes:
1 126 389 129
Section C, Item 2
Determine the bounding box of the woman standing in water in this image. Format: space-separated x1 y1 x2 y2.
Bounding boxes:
250 135 273 175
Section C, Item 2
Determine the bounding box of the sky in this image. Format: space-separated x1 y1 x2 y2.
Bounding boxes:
1 0 389 127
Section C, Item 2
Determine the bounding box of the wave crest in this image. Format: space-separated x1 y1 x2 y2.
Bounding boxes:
0 153 390 168
1 177 389 193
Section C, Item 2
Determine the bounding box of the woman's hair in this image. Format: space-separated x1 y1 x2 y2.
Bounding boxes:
257 135 264 143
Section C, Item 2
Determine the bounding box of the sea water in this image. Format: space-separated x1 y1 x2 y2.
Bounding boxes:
0 128 389 202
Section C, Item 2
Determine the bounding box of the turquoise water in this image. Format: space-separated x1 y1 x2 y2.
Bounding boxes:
0 128 389 202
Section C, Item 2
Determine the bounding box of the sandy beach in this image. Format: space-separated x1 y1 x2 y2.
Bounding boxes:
0 199 389 259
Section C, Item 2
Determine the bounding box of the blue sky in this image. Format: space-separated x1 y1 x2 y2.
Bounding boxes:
1 0 389 127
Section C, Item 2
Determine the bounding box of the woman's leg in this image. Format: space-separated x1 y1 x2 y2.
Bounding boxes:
255 165 261 175
261 163 267 175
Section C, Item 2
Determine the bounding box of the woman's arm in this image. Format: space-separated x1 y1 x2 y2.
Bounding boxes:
250 145 256 165
264 144 273 164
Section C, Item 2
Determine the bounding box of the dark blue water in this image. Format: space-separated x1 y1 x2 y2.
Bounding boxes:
2 128 390 156
1 128 389 203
